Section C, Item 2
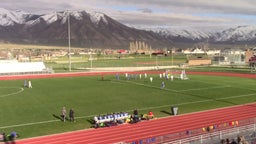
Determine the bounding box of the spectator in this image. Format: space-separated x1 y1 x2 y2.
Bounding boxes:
148 111 154 119
220 139 225 144
206 126 210 132
0 133 4 142
226 138 230 144
94 116 98 124
186 130 191 135
2 133 7 142
8 131 19 141
237 135 245 144
69 108 75 122
133 109 138 116
133 109 139 123
230 139 237 144
141 113 148 120
125 117 131 123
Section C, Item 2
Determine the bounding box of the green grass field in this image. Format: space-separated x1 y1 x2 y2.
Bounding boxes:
0 73 256 139
45 54 187 72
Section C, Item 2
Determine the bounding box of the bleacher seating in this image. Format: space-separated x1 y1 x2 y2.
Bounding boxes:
0 60 51 75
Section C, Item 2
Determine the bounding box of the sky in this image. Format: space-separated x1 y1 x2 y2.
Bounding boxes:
1 0 256 28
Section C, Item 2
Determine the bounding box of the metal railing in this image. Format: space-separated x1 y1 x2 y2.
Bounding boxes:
126 117 256 144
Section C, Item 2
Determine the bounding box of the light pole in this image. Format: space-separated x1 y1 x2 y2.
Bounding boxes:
155 55 158 69
172 48 174 67
68 10 71 71
219 50 221 65
90 53 93 69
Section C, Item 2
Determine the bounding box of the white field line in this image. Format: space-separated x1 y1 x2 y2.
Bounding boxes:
0 87 24 98
0 115 95 129
118 79 231 93
119 80 179 92
187 79 224 86
190 79 256 92
178 85 231 92
110 80 126 84
1 92 256 130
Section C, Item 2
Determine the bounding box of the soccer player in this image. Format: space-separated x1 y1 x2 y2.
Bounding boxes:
24 80 27 87
161 81 165 89
28 80 32 88
171 75 174 81
61 107 67 122
116 73 119 80
150 77 153 82
69 108 75 122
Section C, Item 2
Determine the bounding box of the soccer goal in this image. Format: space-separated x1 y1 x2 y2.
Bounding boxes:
165 69 188 80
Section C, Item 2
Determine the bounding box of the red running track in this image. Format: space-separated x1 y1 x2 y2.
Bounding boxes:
1 71 256 80
2 71 256 144
15 103 256 144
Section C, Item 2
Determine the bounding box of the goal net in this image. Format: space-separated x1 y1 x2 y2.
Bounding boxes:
165 69 188 80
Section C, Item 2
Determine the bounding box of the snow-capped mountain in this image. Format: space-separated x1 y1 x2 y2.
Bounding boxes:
0 8 108 26
214 25 256 42
146 25 256 44
0 8 255 48
146 26 219 40
0 8 33 26
0 8 171 48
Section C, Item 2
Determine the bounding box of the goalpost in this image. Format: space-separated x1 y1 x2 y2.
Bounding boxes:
165 69 188 80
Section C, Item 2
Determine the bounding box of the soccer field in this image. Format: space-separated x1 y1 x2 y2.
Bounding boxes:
0 73 256 139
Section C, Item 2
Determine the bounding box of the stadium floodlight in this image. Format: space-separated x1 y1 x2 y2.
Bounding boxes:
89 53 93 69
172 48 174 67
67 10 71 72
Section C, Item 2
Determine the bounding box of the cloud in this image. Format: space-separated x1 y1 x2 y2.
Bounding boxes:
137 8 152 13
1 0 256 15
97 0 256 27
99 0 256 16
110 11 237 27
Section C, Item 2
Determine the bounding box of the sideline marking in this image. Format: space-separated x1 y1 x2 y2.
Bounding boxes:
0 87 24 98
1 92 256 129
110 80 125 84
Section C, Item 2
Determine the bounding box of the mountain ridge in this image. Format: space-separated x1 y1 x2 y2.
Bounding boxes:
0 8 255 49
0 8 173 49
146 25 256 45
